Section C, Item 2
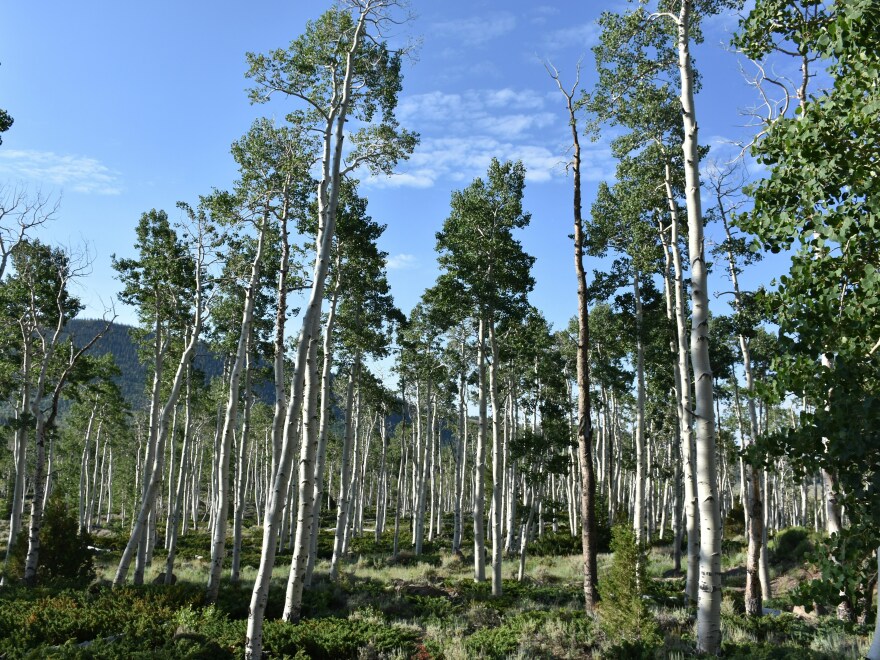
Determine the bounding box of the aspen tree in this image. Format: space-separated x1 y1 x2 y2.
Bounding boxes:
242 2 414 653
738 0 880 640
434 159 534 596
113 206 215 586
547 64 600 610
9 240 113 585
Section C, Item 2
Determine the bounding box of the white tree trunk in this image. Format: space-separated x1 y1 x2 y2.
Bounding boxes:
488 318 503 597
115 278 204 586
674 1 721 651
78 399 98 533
473 319 487 582
164 369 193 583
663 162 699 599
633 269 647 554
330 357 360 579
231 355 254 584
306 280 339 585
207 217 265 602
282 331 321 621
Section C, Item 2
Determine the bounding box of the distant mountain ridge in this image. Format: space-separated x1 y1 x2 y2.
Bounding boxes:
65 319 416 436
65 319 224 408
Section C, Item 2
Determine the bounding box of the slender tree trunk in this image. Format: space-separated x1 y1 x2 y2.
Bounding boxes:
330 356 361 579
633 268 647 556
231 353 254 584
718 207 766 616
282 330 321 621
674 2 721 651
392 429 407 559
453 350 467 553
86 420 104 533
473 319 488 582
517 484 537 582
165 367 193 583
24 317 110 585
96 436 109 529
549 66 600 612
306 277 339 586
488 318 503 597
78 399 98 533
115 287 204 586
663 161 699 597
246 206 336 657
207 217 265 602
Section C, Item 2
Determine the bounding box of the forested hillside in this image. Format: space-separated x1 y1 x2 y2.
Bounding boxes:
0 0 878 658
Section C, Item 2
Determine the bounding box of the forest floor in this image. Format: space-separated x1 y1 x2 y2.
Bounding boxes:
0 519 873 658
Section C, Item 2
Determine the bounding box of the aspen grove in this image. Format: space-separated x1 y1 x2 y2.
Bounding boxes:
1 0 879 657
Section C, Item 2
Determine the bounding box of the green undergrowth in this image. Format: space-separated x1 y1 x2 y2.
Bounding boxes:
0 521 872 658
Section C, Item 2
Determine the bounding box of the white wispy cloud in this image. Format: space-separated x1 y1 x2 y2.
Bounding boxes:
370 136 615 189
530 5 561 25
398 88 548 123
540 22 601 55
704 135 769 180
365 87 618 189
367 171 436 189
475 112 557 139
433 12 516 47
386 253 418 270
0 149 122 195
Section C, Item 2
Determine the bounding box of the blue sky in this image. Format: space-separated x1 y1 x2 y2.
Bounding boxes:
2 0 783 333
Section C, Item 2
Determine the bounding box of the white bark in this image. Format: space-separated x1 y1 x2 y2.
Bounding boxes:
633 269 647 553
673 1 721 651
306 279 339 585
473 319 487 582
164 369 193 583
78 399 99 533
488 318 503 597
282 331 321 621
663 161 699 599
207 217 265 601
114 253 205 586
453 353 467 553
330 358 360 578
231 355 254 584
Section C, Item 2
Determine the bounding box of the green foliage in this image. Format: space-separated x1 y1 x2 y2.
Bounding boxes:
599 524 660 648
770 526 815 564
793 530 878 619
463 610 589 660
262 616 419 659
0 583 204 655
724 503 747 538
244 4 417 176
527 521 612 557
433 157 535 324
4 495 95 586
527 530 582 557
739 0 880 613
720 610 868 658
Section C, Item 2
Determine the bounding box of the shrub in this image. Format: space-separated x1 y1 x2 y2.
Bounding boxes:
598 524 660 649
4 494 95 586
725 503 747 537
771 527 814 564
262 617 419 659
527 530 581 557
528 498 611 556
